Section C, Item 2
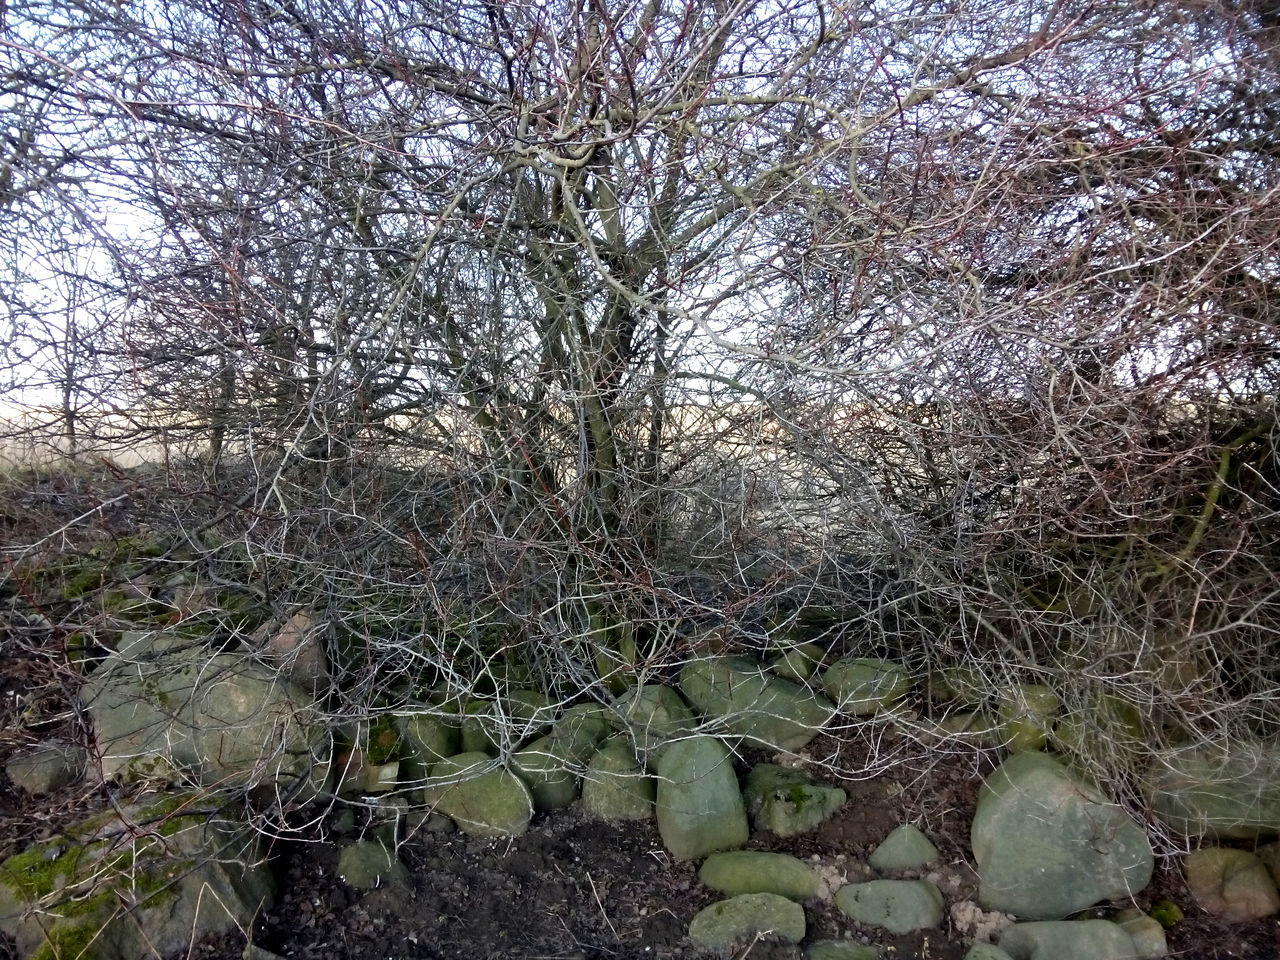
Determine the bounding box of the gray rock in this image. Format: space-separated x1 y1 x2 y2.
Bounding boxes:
1145 742 1280 840
834 880 944 934
81 636 327 796
996 685 1060 753
972 753 1153 919
395 708 460 782
687 892 806 950
1112 909 1168 958
998 920 1140 960
425 752 533 837
770 643 825 683
5 740 87 795
512 736 580 810
550 704 612 759
806 942 883 960
822 659 910 715
460 700 502 754
699 851 820 901
655 736 748 860
869 824 939 873
930 666 990 707
0 795 274 960
678 657 834 751
1183 847 1280 922
255 610 328 692
743 763 846 837
936 711 1003 747
337 841 408 890
965 946 1015 960
609 684 696 760
1257 841 1280 885
582 740 654 821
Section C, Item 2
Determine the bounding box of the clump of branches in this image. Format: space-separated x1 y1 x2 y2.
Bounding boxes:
1 0 1277 815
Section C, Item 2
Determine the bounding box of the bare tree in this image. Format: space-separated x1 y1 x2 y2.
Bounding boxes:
2 0 1278 797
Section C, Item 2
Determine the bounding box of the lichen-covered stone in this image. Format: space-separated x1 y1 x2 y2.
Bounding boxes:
869 824 939 873
609 684 696 759
806 941 883 960
82 636 327 795
337 842 408 890
679 657 833 751
822 659 910 715
1184 847 1280 922
972 753 1153 919
0 795 274 960
5 741 87 795
1145 742 1280 840
582 740 654 821
425 752 533 837
699 851 820 901
688 893 806 950
512 736 580 810
996 685 1060 753
743 763 846 837
1112 908 1168 958
998 920 1139 960
395 708 460 783
655 736 748 860
835 880 944 934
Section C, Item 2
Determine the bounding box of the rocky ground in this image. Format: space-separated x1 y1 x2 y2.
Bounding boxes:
3 705 1277 960
2 470 1279 960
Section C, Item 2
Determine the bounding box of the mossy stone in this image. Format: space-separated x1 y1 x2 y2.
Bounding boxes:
512 736 580 810
699 851 820 901
678 657 833 751
822 659 910 715
743 763 847 838
582 740 654 821
834 880 944 934
688 893 806 950
425 752 533 838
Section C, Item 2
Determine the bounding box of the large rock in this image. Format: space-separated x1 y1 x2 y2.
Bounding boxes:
743 763 846 837
425 752 533 837
395 707 461 783
834 880 944 934
0 794 274 960
678 658 834 751
5 740 87 795
512 736 580 810
687 893 806 950
655 736 748 860
998 920 1140 960
1145 742 1280 840
81 632 327 796
609 684 697 760
972 753 1153 919
1183 847 1280 922
582 740 654 820
699 851 821 901
548 704 612 764
822 659 910 715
